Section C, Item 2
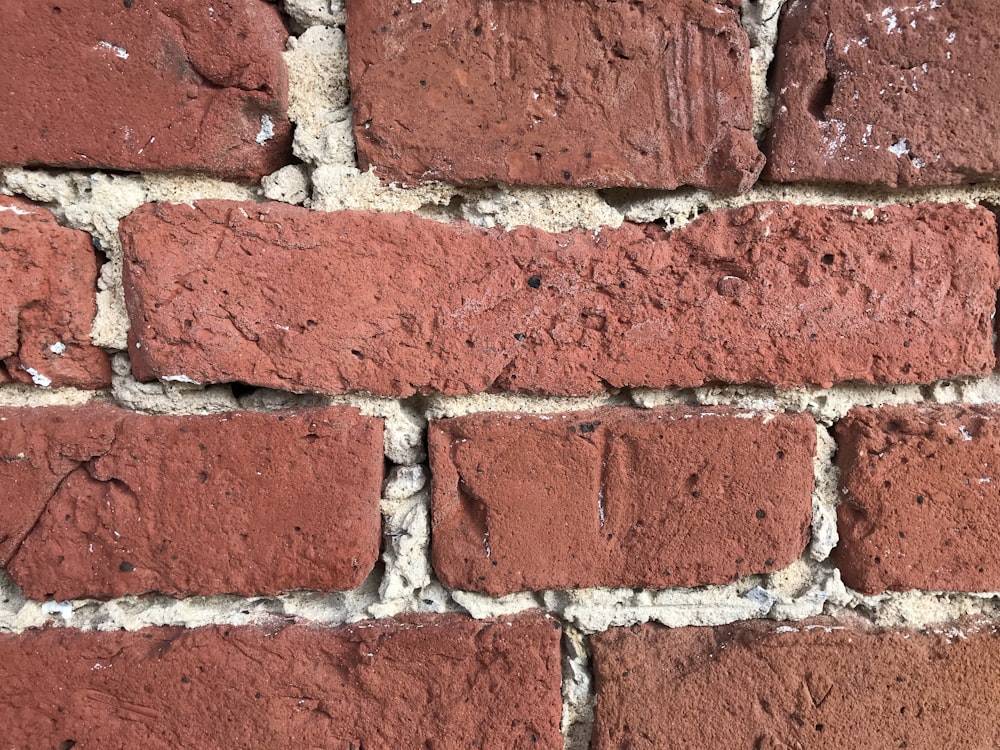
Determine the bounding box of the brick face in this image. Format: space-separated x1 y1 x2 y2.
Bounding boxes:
766 0 1000 186
347 0 762 190
0 197 111 389
836 404 1000 594
121 201 997 396
591 619 1000 749
429 407 815 595
0 0 292 179
1 403 383 599
0 615 564 749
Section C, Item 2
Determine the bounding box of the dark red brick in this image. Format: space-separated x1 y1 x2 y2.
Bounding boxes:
429 407 815 595
121 200 998 396
591 618 1000 749
0 614 563 748
1 402 383 599
766 0 1000 186
0 1 291 180
0 197 111 389
347 0 762 190
836 404 1000 594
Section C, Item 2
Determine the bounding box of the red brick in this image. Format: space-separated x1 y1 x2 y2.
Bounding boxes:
0 197 111 389
0 614 563 748
347 0 762 190
428 407 815 595
835 404 1000 594
121 200 997 396
766 0 1000 186
591 618 1000 749
0 1 291 180
1 403 382 599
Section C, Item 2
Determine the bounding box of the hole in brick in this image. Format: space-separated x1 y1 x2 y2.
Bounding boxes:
60 742 76 750
230 382 258 399
527 275 542 289
821 253 835 265
119 561 135 572
808 72 837 119
52 6 62 13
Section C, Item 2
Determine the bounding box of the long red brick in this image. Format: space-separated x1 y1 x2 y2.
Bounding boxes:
836 404 1000 594
428 407 815 595
0 1 291 179
121 200 998 396
766 0 1000 186
0 197 111 389
1 403 383 599
591 618 1000 748
0 614 563 748
347 0 762 190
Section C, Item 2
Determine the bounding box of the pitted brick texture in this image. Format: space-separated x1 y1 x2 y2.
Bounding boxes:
0 0 292 179
591 618 1000 749
347 0 762 190
121 200 998 396
0 197 111 389
0 615 563 749
766 0 1000 186
428 407 815 595
1 403 383 599
836 404 1000 594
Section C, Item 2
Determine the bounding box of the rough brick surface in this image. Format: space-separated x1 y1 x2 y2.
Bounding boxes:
121 200 998 396
1 403 383 599
428 407 815 595
0 614 563 748
835 404 1000 594
0 0 291 180
591 618 1000 749
766 0 1000 186
0 198 111 389
347 0 762 190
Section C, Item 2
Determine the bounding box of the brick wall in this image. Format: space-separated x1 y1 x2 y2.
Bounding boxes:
3 0 1000 747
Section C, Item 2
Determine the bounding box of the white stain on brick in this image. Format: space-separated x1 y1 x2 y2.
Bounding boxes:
21 367 51 388
256 115 276 145
95 40 129 60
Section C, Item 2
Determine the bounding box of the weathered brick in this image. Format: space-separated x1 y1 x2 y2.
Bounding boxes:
121 200 998 396
835 404 1000 594
0 614 563 748
766 0 1000 186
591 618 1000 749
1 403 382 599
0 198 111 389
0 0 291 179
347 0 762 190
429 407 815 595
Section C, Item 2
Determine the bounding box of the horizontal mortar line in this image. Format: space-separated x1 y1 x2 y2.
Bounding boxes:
3 563 998 635
7 374 1000 415
10 167 1000 223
